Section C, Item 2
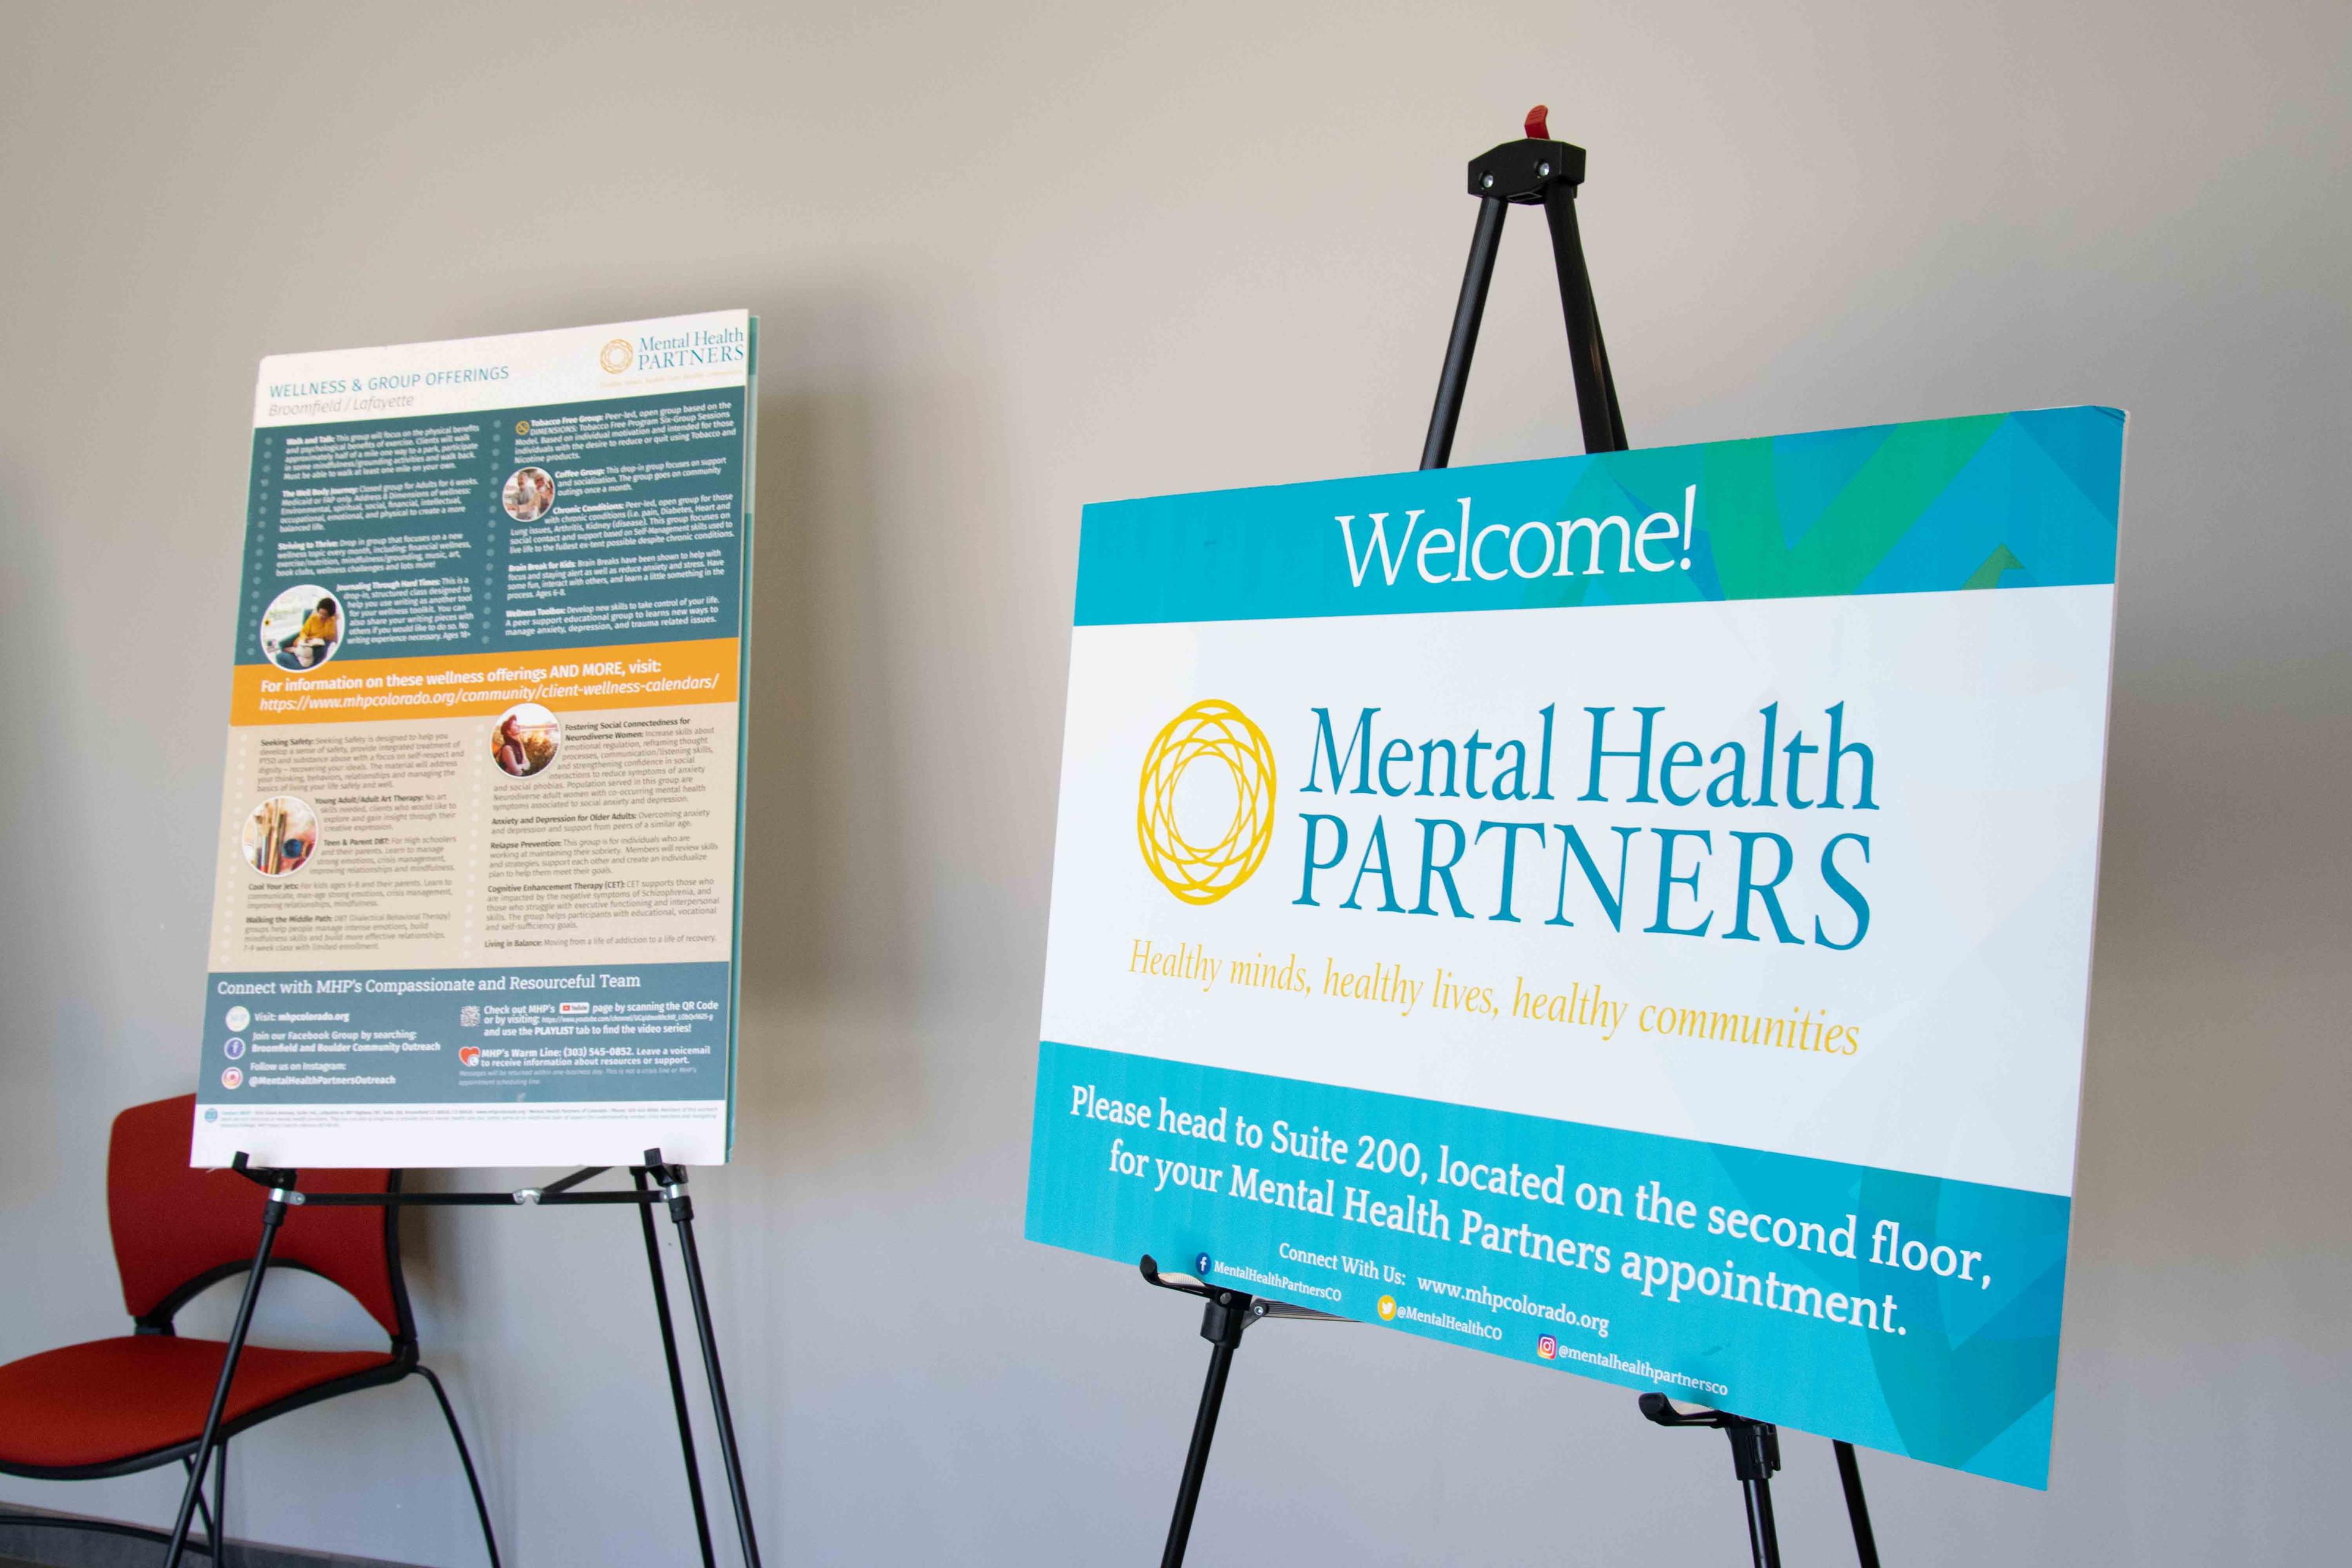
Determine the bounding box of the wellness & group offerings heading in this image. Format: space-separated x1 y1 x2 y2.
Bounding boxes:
1028 407 2125 1486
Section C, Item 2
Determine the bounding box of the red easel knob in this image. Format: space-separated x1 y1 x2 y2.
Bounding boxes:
1525 105 1550 140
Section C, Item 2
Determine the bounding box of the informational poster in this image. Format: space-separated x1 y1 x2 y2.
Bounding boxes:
1027 408 2124 1486
192 312 757 1167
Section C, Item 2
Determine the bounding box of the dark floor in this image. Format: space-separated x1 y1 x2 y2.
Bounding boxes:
0 1522 409 1568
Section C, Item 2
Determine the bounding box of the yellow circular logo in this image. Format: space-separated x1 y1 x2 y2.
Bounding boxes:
1377 1295 1398 1321
1136 699 1276 905
598 337 633 374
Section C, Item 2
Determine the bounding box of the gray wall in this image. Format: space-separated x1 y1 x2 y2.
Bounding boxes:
3 3 2346 1562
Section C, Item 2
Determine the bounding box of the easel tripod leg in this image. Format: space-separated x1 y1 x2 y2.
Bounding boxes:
1537 183 1626 453
1421 194 1510 470
417 1365 502 1567
1157 1285 1257 1568
1161 1339 1235 1568
1638 1398 1788 1568
165 1194 287 1567
636 1166 718 1568
1741 1470 1782 1568
655 1164 763 1568
1833 1440 1882 1567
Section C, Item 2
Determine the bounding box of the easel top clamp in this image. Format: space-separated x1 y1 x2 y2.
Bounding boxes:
1422 104 1626 469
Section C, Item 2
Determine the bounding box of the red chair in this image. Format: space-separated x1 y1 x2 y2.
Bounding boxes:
0 1095 497 1563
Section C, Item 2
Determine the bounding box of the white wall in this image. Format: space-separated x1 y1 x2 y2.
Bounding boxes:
2 2 2346 1562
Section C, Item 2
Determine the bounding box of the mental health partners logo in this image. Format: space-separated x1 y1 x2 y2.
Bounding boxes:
1136 699 1277 906
599 337 634 374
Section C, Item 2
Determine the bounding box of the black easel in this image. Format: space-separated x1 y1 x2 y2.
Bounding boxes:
1139 107 1885 1568
160 1150 761 1568
1633 1397 1877 1568
1139 1256 1343 1568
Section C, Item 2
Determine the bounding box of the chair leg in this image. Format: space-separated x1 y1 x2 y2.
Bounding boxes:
214 1438 230 1566
182 1453 221 1561
417 1365 501 1568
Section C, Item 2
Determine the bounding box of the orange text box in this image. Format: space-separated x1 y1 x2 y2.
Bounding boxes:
231 638 739 726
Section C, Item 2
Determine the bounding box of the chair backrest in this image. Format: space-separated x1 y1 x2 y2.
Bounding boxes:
106 1095 412 1344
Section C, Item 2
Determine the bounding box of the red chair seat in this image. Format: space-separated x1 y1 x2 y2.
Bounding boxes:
0 1336 396 1471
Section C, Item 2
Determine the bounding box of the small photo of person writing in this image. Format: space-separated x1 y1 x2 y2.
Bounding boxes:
240 795 322 877
502 465 556 522
490 701 561 778
258 584 344 671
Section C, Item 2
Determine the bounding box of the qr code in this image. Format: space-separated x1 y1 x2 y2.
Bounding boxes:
459 1006 480 1027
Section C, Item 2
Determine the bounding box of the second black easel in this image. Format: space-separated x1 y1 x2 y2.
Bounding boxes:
1140 106 1885 1568
159 1152 762 1568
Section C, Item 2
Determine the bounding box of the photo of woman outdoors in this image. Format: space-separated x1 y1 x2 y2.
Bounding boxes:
239 795 321 876
258 584 343 671
490 702 561 777
502 466 556 522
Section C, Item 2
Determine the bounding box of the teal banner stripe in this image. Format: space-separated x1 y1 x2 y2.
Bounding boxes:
1074 407 2122 627
194 962 733 1107
1025 1040 2069 1487
235 387 750 664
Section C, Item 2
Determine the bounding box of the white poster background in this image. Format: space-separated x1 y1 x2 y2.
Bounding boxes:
1041 585 2114 1198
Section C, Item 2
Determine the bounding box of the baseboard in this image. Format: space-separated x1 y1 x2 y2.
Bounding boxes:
0 1504 426 1568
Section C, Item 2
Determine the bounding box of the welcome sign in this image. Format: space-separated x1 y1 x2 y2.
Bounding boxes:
1027 408 2124 1487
